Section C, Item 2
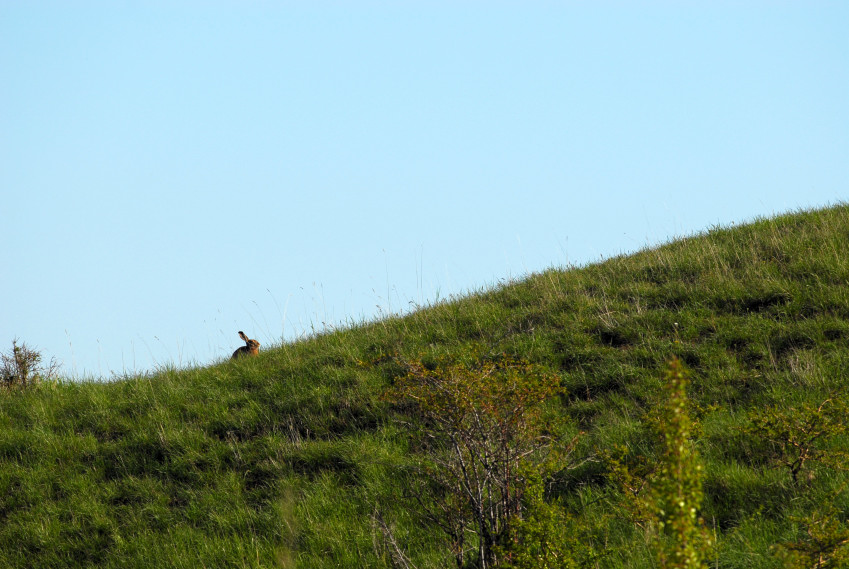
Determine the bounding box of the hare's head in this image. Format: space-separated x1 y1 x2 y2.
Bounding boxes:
239 331 260 351
232 331 260 359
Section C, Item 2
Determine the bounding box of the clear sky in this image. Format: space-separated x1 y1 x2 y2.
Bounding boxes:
2 2 847 378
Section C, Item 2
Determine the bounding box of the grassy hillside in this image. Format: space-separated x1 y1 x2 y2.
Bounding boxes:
4 205 849 568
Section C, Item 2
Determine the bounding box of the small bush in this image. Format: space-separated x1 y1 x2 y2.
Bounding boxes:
743 395 849 485
385 353 572 569
1 339 60 389
603 445 657 529
773 504 849 569
496 465 605 569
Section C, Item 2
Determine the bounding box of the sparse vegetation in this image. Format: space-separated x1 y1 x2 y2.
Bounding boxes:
3 204 849 567
1 339 60 389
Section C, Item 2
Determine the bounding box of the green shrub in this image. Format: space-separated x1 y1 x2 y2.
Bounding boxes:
496 465 605 569
649 358 712 569
385 354 571 569
773 504 849 569
743 395 849 485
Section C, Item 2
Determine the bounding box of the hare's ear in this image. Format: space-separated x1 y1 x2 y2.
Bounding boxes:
238 331 249 342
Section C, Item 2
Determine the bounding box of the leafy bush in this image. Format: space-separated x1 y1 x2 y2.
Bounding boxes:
385 354 573 569
743 395 849 485
496 465 605 569
773 504 849 569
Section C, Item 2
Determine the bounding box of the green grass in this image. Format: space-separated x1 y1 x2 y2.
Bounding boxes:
4 204 849 567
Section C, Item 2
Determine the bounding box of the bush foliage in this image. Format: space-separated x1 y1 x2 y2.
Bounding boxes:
385 354 570 568
649 358 711 569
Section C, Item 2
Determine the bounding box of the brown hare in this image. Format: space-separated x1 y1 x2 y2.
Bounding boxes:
231 331 260 359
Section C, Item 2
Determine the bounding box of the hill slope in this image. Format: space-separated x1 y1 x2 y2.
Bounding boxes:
3 205 849 568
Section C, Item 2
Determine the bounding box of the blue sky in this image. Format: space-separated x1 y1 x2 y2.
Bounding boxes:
2 2 847 378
